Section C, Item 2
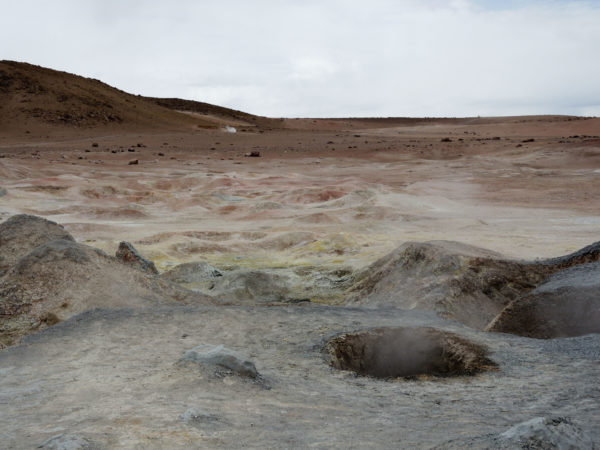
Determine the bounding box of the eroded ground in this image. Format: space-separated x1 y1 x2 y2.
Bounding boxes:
2 117 599 277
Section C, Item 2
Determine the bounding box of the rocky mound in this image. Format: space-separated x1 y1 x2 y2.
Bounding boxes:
0 216 212 348
486 261 600 338
208 269 292 304
346 241 551 329
0 214 74 274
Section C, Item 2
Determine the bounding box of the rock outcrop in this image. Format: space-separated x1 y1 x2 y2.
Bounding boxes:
0 214 74 275
116 241 158 274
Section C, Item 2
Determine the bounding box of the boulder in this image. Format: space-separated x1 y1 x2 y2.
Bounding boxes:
115 241 158 274
182 344 259 378
209 269 291 304
162 261 222 284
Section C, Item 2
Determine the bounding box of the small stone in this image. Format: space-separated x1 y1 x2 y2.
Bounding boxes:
0 187 7 197
128 159 139 165
244 151 260 157
182 344 259 378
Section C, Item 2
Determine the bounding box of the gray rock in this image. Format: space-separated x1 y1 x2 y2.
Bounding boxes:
498 416 594 449
182 344 259 378
38 434 97 449
162 261 222 284
0 187 6 197
115 241 158 274
210 269 291 304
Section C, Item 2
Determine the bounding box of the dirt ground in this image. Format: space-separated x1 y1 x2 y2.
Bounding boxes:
2 115 599 275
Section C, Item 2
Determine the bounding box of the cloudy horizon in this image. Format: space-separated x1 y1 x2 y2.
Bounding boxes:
2 0 600 117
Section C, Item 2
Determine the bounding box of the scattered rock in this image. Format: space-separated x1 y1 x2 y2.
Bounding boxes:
521 138 535 143
181 344 259 379
0 187 6 197
441 137 452 142
128 159 139 165
91 143 98 148
38 433 97 449
115 241 158 274
244 151 260 157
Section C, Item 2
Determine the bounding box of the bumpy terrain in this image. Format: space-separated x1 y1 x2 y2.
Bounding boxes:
0 63 599 449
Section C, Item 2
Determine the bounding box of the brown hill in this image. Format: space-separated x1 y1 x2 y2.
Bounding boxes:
0 61 267 137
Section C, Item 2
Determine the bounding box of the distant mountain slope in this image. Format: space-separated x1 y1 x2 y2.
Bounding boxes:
0 61 265 136
147 97 282 129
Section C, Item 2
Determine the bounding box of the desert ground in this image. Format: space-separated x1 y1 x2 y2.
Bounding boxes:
0 61 599 449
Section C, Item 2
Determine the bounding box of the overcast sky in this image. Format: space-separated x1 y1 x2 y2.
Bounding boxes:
2 0 600 117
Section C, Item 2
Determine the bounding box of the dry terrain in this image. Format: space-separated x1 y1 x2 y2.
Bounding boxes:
0 61 599 449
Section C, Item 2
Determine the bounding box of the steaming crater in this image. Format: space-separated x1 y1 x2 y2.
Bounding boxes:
325 327 497 379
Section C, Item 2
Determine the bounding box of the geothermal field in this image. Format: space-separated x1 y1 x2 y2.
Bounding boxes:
0 61 599 449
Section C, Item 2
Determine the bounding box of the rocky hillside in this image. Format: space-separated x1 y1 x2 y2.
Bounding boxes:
0 61 263 136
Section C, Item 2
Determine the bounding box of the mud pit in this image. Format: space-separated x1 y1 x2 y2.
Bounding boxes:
326 327 497 379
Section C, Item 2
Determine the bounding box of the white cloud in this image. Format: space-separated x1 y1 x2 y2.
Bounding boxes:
1 0 599 117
